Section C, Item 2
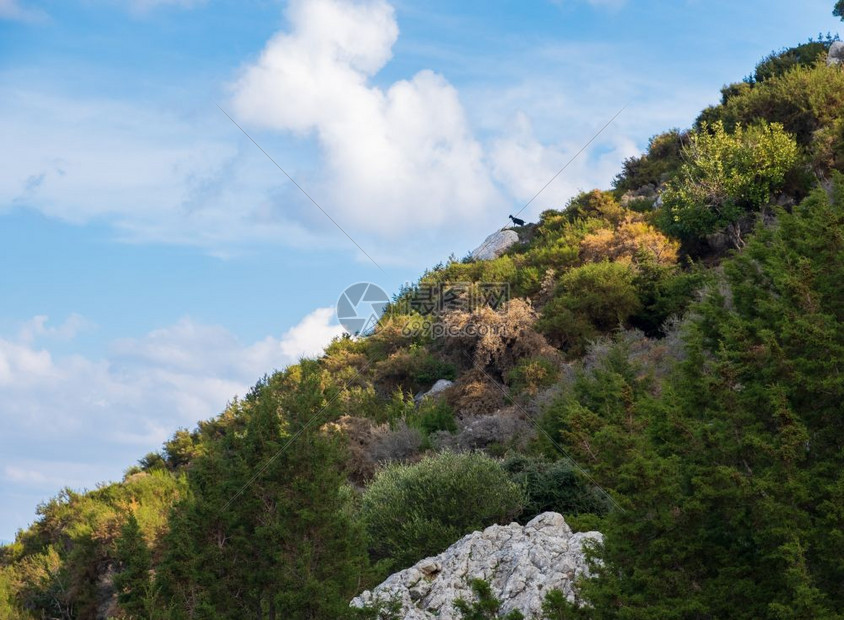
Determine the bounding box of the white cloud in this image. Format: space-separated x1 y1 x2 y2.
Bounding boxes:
279 307 345 358
489 112 640 212
18 314 93 344
0 307 343 538
0 89 322 253
231 0 502 238
0 0 713 266
0 0 46 22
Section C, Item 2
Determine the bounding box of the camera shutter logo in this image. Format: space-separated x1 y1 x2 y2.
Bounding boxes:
336 282 389 335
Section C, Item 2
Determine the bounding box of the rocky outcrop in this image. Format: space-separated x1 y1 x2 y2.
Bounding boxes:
414 379 454 403
828 41 844 66
470 229 520 261
350 512 602 619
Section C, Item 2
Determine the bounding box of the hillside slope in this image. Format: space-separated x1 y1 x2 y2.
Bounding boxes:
3 34 844 620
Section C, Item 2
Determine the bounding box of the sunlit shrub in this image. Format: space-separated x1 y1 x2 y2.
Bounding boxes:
697 61 844 171
658 120 798 247
564 190 625 225
442 298 552 376
506 356 560 396
361 452 524 569
751 38 835 84
580 214 679 266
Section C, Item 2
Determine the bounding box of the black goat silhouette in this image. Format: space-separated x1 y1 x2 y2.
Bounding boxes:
508 215 526 227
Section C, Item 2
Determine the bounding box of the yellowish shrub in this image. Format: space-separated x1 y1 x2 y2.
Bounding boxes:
580 214 679 266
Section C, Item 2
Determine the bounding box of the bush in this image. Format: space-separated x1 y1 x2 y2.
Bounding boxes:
374 345 456 394
432 412 534 454
368 421 424 464
563 190 624 224
613 130 689 194
696 61 844 173
579 214 679 267
751 38 836 84
503 455 610 523
446 368 507 417
506 357 560 396
361 452 524 569
454 579 525 620
408 399 458 437
658 120 798 247
442 298 551 376
537 261 641 354
629 258 708 336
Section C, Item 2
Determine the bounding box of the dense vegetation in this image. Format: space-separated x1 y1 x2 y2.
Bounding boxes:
3 14 844 620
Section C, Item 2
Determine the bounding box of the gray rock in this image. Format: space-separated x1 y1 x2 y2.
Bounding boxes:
414 379 454 404
350 512 602 619
828 41 844 66
470 229 520 261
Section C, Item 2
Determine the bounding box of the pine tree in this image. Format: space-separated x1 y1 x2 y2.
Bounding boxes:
114 513 152 618
565 177 844 618
155 362 370 619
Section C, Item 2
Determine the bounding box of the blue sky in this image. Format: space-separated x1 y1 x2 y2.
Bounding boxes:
0 0 840 542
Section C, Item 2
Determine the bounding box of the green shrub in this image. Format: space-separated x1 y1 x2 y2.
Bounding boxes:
454 579 525 620
658 120 798 246
630 258 709 336
361 452 524 570
563 190 624 224
374 345 456 393
613 130 688 194
537 261 640 354
503 455 610 522
540 589 588 620
408 399 458 437
505 357 559 395
751 38 835 84
0 567 28 620
696 60 844 171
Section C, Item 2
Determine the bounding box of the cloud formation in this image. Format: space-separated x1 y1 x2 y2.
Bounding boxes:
231 0 500 237
0 0 696 265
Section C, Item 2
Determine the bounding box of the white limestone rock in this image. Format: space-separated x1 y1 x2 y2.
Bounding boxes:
470 229 520 261
828 41 844 66
414 379 454 404
350 512 602 619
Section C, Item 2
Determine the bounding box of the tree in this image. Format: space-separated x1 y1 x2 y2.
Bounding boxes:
835 0 844 19
571 176 844 618
156 362 370 619
114 513 152 618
